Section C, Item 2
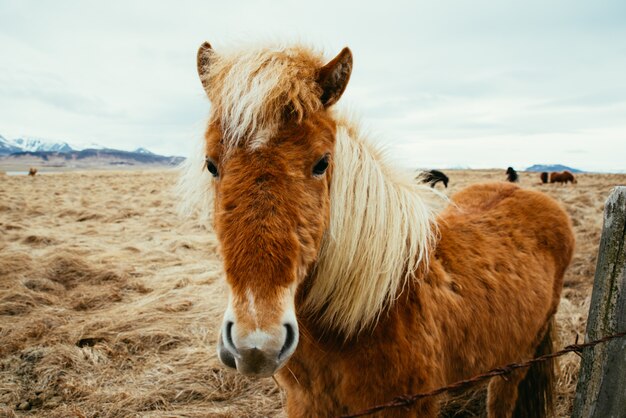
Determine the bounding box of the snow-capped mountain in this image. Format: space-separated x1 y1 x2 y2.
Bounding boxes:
11 136 74 153
0 135 115 155
1 134 160 160
0 135 23 154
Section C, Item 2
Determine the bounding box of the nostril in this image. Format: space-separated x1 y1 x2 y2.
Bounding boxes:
279 323 296 359
224 321 238 353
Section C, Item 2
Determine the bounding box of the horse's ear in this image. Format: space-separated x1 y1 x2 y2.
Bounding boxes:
317 47 352 108
197 41 214 94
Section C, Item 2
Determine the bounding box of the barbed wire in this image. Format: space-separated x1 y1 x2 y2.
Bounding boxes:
340 330 626 418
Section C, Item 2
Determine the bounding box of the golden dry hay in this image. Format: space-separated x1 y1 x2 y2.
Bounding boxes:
0 169 624 417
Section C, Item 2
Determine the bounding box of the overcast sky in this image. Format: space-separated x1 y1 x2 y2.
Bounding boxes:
1 0 625 171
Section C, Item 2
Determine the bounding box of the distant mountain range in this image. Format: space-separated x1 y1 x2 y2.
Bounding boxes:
0 134 165 156
525 164 583 173
0 134 183 168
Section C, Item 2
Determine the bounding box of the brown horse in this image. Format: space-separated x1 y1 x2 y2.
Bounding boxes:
540 171 549 184
550 170 577 184
28 167 37 176
180 42 575 418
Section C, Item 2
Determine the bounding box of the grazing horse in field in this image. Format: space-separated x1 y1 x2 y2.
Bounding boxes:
180 42 575 418
506 166 518 182
418 169 449 188
540 171 549 184
28 167 37 176
550 170 577 184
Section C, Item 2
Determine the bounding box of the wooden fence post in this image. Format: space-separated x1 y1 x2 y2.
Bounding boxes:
572 186 626 418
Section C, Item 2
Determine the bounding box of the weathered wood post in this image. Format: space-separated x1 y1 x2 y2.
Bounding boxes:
573 186 626 418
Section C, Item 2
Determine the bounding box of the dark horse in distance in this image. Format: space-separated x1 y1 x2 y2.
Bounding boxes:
550 171 577 184
506 167 519 183
418 169 449 188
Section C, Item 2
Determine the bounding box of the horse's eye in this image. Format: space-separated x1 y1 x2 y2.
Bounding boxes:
312 154 330 176
206 158 219 178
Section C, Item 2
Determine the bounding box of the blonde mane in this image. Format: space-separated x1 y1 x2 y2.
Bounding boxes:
302 117 439 336
199 44 325 152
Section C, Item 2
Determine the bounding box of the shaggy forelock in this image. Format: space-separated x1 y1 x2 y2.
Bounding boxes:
200 45 325 152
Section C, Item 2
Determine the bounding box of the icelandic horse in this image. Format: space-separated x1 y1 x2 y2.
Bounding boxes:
181 42 575 418
418 169 449 188
550 171 577 184
506 166 519 183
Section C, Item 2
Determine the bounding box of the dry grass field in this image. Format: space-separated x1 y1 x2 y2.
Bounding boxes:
1 168 624 417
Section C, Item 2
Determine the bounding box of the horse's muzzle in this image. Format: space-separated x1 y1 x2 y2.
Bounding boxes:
217 322 298 378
